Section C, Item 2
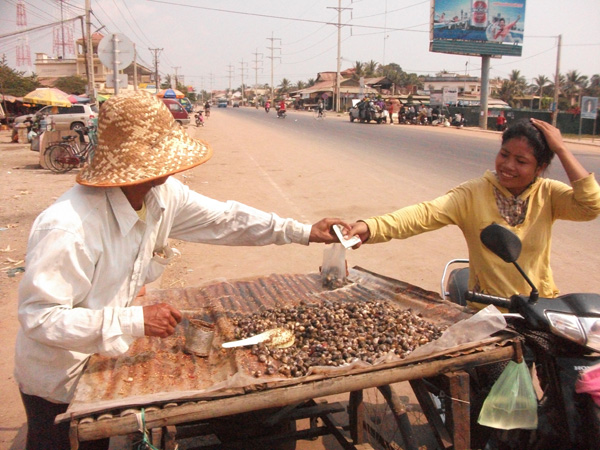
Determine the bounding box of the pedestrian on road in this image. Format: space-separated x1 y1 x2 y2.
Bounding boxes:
344 118 600 307
15 90 347 450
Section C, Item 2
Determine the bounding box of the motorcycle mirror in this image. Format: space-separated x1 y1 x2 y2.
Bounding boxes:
480 224 522 263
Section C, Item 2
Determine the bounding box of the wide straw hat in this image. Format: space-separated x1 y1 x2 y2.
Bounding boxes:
77 90 212 186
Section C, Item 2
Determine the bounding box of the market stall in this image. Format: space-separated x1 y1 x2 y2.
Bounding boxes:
59 267 519 450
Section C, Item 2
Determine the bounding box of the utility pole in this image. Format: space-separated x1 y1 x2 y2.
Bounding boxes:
252 48 263 101
552 34 562 127
227 64 234 101
133 43 137 90
239 59 248 105
85 0 95 104
172 66 180 89
266 32 281 101
327 1 351 112
149 48 163 93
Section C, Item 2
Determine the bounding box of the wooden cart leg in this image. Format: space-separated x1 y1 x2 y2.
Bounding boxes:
444 372 470 450
150 427 163 449
163 425 177 450
348 390 365 444
409 379 453 450
69 420 79 450
376 385 419 450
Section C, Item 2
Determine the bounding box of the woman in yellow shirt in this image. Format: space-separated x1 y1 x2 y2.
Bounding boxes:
347 118 600 304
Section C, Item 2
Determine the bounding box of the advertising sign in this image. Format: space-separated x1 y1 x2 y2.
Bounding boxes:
581 97 598 120
430 0 526 57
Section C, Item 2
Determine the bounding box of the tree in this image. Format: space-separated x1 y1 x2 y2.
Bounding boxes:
563 70 588 106
350 61 364 81
278 78 292 96
54 76 87 95
0 60 39 96
296 80 306 91
364 60 379 77
531 75 550 109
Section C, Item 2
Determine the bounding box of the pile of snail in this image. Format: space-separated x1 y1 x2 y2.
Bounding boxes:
228 299 446 378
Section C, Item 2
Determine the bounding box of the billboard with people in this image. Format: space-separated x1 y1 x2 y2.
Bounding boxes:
430 0 526 57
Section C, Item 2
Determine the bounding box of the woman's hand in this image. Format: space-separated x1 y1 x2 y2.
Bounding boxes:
530 118 589 182
309 218 351 243
530 118 567 155
347 221 370 249
143 303 182 337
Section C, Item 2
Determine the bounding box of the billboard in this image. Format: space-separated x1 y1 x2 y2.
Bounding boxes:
430 0 526 57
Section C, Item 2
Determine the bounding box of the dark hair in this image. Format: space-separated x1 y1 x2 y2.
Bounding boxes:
502 118 555 167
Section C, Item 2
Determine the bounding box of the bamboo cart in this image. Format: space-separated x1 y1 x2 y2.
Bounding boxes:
58 268 519 450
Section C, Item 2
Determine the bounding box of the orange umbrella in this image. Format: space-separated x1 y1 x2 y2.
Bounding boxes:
156 88 185 99
23 88 72 107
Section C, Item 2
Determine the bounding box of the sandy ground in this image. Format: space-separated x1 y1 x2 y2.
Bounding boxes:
1 112 598 450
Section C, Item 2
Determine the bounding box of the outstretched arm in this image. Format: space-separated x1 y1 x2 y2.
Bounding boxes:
530 118 589 183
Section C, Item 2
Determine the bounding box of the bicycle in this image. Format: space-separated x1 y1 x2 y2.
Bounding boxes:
44 126 97 173
313 107 326 120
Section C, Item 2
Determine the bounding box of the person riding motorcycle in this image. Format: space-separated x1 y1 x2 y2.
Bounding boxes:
265 100 271 113
204 101 211 117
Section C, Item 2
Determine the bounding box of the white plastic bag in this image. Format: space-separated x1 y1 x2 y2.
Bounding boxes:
321 243 347 289
478 360 538 430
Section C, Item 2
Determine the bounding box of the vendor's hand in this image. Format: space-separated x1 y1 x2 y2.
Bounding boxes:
347 221 370 249
309 218 351 243
530 118 567 155
143 303 182 338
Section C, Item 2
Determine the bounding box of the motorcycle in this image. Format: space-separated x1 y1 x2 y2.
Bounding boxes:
265 103 271 113
277 108 287 119
441 224 600 449
195 111 204 127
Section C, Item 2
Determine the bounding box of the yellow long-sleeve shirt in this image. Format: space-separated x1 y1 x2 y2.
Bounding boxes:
363 171 600 301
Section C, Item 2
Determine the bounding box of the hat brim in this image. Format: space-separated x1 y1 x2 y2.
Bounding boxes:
77 124 212 187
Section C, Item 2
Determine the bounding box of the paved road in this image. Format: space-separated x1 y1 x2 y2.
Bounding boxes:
185 107 600 296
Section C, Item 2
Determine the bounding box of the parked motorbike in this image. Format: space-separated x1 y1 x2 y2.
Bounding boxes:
451 113 466 128
441 224 600 449
195 111 204 127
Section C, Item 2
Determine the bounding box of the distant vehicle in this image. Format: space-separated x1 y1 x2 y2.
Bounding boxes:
233 101 240 108
217 99 228 108
14 104 98 133
178 97 193 113
161 98 190 126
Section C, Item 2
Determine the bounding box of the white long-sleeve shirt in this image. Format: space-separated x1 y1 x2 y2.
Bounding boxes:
15 177 311 403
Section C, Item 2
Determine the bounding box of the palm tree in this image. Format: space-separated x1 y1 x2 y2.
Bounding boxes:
563 70 589 106
351 61 364 81
364 60 379 77
278 78 292 96
296 80 306 91
509 70 527 96
531 75 550 109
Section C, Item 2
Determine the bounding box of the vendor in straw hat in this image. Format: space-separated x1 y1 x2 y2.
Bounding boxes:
15 90 348 450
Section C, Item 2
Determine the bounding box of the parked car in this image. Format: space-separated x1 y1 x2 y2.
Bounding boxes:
161 98 190 126
14 104 98 132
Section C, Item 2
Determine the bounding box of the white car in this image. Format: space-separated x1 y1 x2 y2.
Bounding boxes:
14 103 98 133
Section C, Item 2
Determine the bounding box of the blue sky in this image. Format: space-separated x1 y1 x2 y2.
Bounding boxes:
1 0 598 92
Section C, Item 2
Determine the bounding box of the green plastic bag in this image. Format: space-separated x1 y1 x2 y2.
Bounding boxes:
477 360 538 430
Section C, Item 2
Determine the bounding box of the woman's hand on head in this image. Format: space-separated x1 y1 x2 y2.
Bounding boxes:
530 118 567 155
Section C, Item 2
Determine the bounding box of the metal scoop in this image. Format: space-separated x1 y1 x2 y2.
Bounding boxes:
222 328 295 349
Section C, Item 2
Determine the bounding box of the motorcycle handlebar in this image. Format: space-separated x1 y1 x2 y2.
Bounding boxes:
465 291 512 309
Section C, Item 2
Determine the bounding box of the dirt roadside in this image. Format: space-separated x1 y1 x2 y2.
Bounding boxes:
1 113 598 449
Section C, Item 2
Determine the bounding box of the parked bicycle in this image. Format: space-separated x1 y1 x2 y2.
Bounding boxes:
44 126 97 173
